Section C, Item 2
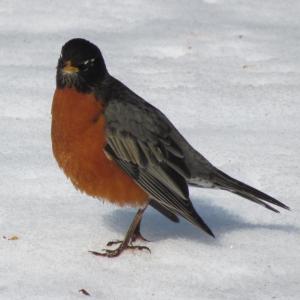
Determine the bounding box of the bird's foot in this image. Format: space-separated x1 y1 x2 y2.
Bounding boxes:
89 208 150 257
102 223 149 248
89 241 151 258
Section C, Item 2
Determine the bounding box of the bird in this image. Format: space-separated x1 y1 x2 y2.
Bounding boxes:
51 38 289 257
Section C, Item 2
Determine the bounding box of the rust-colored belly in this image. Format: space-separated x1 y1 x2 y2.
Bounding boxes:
51 88 148 207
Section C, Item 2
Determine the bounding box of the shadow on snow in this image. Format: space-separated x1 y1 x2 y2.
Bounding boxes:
101 196 297 245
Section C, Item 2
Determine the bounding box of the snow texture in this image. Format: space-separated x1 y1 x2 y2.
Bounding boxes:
0 0 299 299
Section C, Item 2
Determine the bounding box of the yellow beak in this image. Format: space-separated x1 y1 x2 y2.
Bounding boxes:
63 61 79 74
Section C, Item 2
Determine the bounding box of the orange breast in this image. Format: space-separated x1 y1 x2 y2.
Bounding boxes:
51 88 148 207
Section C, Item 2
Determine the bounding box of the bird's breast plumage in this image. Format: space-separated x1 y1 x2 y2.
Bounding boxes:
51 88 148 206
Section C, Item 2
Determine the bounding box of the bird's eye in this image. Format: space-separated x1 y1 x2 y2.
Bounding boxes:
82 58 96 65
76 57 98 71
76 61 90 72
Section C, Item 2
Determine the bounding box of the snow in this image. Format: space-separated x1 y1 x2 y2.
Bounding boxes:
0 0 299 299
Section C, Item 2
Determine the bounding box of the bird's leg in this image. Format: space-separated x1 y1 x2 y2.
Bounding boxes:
131 220 149 242
106 218 149 246
89 206 150 258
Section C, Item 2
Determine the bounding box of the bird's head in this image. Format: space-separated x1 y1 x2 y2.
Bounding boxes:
56 38 107 92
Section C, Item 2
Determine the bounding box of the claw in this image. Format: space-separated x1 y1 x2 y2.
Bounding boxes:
106 240 122 247
88 250 106 256
89 242 151 258
132 232 150 243
130 245 151 253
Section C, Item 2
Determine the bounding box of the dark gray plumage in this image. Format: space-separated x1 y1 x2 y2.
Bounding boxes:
98 76 289 237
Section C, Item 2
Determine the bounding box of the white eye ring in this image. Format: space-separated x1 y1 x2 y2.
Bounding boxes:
83 57 96 65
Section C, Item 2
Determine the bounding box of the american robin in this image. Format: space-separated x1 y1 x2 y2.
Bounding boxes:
51 38 289 257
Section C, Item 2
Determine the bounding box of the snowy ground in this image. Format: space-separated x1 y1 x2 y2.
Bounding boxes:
0 0 299 299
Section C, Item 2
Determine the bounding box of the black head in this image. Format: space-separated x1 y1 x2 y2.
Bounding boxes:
56 38 108 92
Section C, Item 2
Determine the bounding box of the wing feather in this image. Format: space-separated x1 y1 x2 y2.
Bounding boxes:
104 128 214 237
103 90 214 236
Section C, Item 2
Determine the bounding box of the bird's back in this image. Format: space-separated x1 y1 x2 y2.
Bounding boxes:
100 76 215 186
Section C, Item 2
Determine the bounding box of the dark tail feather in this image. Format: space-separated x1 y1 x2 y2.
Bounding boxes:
212 169 290 212
188 208 215 238
177 203 215 238
149 199 180 223
150 199 215 238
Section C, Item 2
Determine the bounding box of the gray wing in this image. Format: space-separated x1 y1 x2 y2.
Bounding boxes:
104 96 214 237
